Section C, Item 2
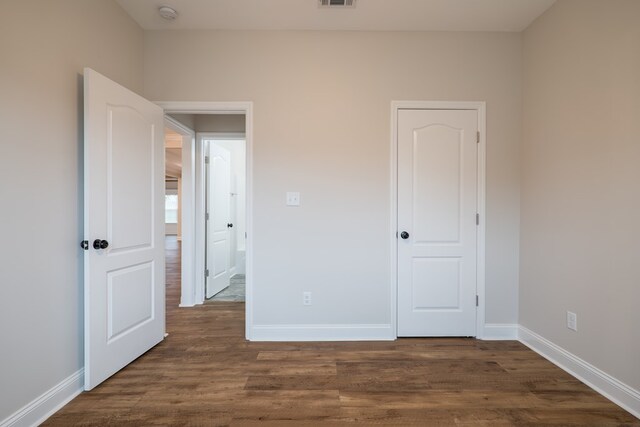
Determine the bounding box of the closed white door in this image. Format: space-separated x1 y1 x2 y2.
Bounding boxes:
206 143 232 298
397 109 478 337
83 68 165 390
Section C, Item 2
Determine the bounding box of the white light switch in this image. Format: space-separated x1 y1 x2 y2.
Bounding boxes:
286 192 300 206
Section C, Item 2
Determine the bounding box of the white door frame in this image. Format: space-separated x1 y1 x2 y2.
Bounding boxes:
390 101 486 339
156 102 254 340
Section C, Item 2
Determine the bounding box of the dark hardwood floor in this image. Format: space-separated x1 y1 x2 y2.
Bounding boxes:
44 236 639 426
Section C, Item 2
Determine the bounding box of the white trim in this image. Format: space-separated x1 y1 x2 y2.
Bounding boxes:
519 326 640 419
251 324 395 342
164 115 195 135
389 104 399 338
156 102 254 339
164 116 196 308
156 102 247 114
194 133 206 304
0 369 84 427
390 101 487 339
482 323 519 340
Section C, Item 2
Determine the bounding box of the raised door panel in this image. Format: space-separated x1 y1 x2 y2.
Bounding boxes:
108 105 154 252
412 257 461 310
107 262 155 342
413 125 462 244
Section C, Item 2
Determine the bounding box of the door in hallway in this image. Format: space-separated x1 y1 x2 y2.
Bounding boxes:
206 143 232 298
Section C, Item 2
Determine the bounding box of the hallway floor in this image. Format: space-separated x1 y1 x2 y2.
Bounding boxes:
43 237 639 425
208 274 245 302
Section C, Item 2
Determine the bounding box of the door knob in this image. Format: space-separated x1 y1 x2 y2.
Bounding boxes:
227 223 233 228
93 239 109 250
400 231 410 240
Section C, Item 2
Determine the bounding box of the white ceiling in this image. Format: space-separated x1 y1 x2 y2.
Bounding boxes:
116 0 556 32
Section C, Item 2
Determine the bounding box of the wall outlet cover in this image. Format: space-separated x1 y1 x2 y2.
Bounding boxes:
286 192 300 206
567 311 577 331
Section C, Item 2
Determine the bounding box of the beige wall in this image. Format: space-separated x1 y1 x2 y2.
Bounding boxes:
0 0 143 420
521 0 640 390
167 113 246 133
145 30 522 327
196 114 245 133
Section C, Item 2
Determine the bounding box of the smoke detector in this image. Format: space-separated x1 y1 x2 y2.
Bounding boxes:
318 0 356 7
158 6 178 20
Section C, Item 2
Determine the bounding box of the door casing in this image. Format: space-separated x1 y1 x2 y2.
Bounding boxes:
390 101 486 339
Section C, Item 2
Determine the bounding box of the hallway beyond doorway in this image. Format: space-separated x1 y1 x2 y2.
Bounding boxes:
207 274 245 302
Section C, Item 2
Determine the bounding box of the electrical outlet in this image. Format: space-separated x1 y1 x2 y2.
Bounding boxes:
303 292 312 306
286 192 300 206
567 311 577 331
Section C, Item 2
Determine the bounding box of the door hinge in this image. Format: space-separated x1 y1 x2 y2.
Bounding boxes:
476 295 479 307
206 212 210 221
205 269 209 277
477 131 480 143
476 213 479 225
245 232 247 239
205 156 210 164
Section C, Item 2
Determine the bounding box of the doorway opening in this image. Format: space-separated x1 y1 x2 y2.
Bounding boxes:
163 119 194 308
158 102 254 340
203 135 247 302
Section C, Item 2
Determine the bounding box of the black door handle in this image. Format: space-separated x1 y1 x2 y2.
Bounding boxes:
227 223 233 228
93 239 109 250
400 231 409 240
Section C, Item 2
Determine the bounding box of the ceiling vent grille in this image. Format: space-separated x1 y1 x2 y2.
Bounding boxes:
318 0 356 8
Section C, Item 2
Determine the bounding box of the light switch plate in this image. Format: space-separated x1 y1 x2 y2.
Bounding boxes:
286 192 300 206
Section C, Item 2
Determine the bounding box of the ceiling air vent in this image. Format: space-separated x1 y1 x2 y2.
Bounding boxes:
318 0 356 8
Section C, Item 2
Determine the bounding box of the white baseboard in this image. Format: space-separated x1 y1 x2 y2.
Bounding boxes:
519 326 640 419
250 324 394 341
0 369 83 427
482 323 519 340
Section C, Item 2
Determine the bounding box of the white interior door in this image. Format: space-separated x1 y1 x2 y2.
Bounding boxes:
206 143 231 298
83 68 165 390
397 109 478 337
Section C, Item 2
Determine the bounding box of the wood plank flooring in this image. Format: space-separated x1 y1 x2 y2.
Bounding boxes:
44 237 639 426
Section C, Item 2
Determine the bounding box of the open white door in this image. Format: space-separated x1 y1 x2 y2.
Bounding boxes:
206 143 231 298
83 68 165 390
397 109 478 337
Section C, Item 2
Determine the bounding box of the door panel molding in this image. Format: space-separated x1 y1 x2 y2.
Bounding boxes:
390 101 486 339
